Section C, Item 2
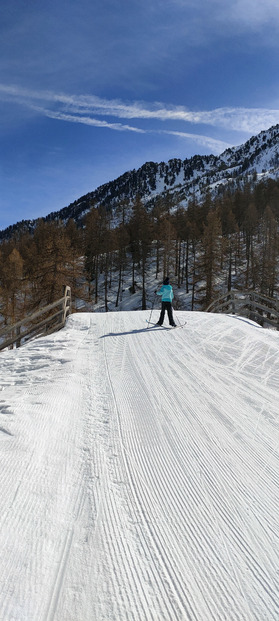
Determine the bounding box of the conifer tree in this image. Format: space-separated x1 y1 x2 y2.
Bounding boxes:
0 248 24 324
114 224 129 307
31 220 72 307
129 196 152 309
64 219 84 310
84 207 104 304
84 205 113 308
242 202 258 288
202 210 223 307
172 207 188 288
259 205 278 297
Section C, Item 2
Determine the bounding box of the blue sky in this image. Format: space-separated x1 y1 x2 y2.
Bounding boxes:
1 0 279 230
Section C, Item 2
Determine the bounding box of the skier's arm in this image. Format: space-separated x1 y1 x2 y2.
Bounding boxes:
156 286 164 296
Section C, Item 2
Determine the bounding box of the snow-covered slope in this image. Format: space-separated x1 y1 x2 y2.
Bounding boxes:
0 310 278 621
2 124 279 239
48 123 279 227
52 124 279 221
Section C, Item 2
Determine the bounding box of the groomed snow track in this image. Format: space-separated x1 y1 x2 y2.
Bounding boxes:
0 310 278 621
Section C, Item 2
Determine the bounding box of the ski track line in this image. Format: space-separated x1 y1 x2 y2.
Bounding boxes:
103 317 243 619
124 351 244 619
70 315 161 621
168 322 279 612
145 320 270 596
98 351 156 619
54 314 128 621
127 342 256 616
167 347 279 512
188 320 276 616
100 316 192 620
41 318 95 621
44 483 87 621
100 315 183 621
118 319 218 620
103 312 279 621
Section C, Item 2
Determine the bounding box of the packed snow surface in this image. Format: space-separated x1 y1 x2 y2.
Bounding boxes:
0 310 278 621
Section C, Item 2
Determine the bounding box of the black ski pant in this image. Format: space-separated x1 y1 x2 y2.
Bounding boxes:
158 301 174 325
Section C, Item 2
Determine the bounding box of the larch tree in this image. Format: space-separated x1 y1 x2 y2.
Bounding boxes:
202 210 223 307
0 247 24 324
129 196 152 309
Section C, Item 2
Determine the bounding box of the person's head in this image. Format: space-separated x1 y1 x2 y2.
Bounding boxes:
163 277 169 285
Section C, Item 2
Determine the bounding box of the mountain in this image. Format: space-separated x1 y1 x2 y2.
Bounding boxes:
1 123 279 240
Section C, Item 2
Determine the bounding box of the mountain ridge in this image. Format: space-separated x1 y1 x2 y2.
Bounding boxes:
1 123 279 240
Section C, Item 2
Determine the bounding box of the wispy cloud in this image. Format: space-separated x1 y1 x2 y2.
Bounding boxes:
218 0 279 30
32 106 146 134
150 0 279 53
1 84 278 152
160 131 232 154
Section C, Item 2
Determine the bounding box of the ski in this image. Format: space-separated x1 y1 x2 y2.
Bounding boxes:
146 320 170 329
146 320 186 329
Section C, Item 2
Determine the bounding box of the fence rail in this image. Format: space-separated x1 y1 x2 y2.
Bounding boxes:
206 290 279 329
0 286 71 351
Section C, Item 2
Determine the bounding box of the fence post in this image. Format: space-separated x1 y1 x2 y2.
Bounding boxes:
61 286 66 326
0 286 72 352
16 326 21 348
231 292 235 315
61 285 71 326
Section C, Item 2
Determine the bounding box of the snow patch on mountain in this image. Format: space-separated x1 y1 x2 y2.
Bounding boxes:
1 124 279 239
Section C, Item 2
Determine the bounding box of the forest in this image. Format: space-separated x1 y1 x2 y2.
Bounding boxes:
1 176 279 328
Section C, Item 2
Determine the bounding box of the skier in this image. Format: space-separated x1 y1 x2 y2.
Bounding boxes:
155 277 176 327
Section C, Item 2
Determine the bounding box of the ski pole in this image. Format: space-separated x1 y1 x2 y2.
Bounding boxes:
173 297 182 327
148 292 157 325
174 311 181 327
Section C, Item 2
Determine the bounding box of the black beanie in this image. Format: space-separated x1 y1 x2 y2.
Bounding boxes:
163 277 169 285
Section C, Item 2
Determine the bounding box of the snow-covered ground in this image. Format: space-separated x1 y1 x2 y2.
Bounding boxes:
0 310 278 621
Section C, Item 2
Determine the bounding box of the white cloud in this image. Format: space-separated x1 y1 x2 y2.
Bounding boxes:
183 0 279 32
0 83 278 154
160 130 231 154
44 109 231 152
1 84 278 134
221 0 279 29
163 0 279 51
39 108 146 134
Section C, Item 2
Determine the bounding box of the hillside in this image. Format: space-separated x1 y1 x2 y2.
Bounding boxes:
1 123 279 240
0 310 278 620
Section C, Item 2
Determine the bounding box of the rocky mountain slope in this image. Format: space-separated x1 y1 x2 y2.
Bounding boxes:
1 124 279 239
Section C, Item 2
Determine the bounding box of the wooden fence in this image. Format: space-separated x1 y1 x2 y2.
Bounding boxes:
206 290 279 329
0 286 71 351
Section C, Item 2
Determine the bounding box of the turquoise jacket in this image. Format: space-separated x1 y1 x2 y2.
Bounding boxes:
156 284 174 302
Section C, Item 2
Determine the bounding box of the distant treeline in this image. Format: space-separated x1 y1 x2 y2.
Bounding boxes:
1 177 279 326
